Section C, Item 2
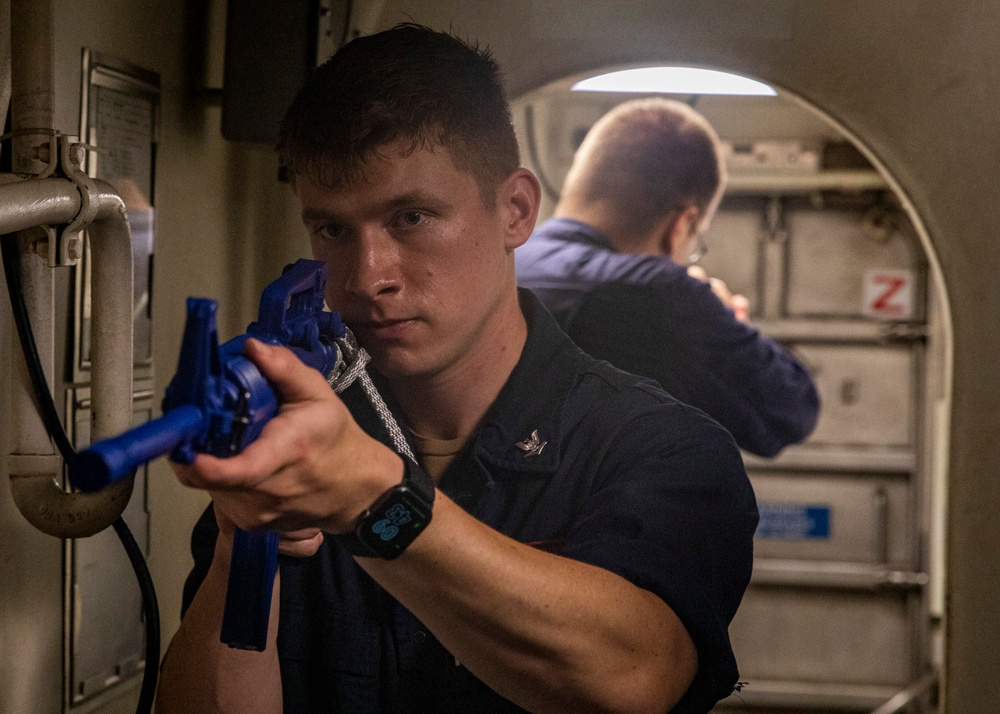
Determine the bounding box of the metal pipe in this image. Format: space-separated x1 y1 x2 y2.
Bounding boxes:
85 185 135 443
0 0 11 161
10 0 52 176
8 0 55 481
1 175 134 537
0 176 123 235
0 177 80 230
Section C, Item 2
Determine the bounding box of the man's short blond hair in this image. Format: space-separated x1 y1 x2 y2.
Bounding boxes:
562 98 726 241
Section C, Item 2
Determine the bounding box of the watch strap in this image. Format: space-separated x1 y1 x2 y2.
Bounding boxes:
399 456 435 504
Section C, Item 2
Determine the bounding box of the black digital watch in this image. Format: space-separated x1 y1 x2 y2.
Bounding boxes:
336 458 435 559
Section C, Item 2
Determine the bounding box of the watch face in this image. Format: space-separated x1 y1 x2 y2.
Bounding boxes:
357 485 433 558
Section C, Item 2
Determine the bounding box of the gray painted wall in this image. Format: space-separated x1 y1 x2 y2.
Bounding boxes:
2 0 306 710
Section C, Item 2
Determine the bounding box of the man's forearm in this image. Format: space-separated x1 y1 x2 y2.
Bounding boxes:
156 537 283 714
358 493 697 714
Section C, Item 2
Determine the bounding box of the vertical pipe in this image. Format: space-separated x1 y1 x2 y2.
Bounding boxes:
4 5 62 712
3 7 61 713
88 192 135 442
9 0 56 462
10 0 52 174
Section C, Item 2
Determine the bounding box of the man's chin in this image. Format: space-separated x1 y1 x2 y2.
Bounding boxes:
364 346 430 382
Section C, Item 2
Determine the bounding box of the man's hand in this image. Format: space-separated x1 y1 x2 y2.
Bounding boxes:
212 505 325 558
169 338 404 539
688 265 750 322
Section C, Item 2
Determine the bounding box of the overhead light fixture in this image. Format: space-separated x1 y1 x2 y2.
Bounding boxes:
571 67 776 96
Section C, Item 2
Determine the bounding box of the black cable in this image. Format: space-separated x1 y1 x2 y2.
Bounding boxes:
2 235 76 460
112 517 160 713
2 233 159 714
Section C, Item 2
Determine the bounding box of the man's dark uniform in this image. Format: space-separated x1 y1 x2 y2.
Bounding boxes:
517 217 820 457
184 292 759 713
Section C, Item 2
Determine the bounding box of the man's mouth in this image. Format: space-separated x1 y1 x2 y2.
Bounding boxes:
354 317 417 341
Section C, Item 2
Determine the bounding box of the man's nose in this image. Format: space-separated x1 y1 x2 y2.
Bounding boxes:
343 233 400 299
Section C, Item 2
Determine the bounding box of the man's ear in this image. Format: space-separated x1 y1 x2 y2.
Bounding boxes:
666 205 701 263
499 168 542 250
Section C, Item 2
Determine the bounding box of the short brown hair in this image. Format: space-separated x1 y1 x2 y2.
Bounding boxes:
277 23 520 205
562 98 726 239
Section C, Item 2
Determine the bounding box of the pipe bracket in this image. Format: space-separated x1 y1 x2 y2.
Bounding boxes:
54 134 96 267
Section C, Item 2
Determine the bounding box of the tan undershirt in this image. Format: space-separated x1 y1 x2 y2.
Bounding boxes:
409 431 468 482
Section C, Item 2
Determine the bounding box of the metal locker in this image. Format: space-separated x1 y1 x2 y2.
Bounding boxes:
793 344 916 449
784 207 922 320
750 470 912 566
730 587 912 688
709 194 929 712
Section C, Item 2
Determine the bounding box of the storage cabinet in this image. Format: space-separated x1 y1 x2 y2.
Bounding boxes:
703 187 931 712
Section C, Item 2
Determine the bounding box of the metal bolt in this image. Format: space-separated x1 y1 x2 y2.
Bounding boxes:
31 238 49 260
66 237 83 261
32 143 51 163
69 143 86 166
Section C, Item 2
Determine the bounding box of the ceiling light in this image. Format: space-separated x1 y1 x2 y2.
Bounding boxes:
571 67 776 96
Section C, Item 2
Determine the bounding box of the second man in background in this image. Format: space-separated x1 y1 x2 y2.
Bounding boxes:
517 98 819 457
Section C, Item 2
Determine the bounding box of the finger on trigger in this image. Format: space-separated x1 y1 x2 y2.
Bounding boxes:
244 338 328 403
180 450 275 491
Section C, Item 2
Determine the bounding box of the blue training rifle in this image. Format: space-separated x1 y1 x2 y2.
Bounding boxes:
69 258 345 651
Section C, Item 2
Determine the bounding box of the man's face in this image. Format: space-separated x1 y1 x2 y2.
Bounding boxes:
298 140 520 382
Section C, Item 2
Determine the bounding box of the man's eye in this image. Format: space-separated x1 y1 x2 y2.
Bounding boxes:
315 224 345 241
398 211 424 227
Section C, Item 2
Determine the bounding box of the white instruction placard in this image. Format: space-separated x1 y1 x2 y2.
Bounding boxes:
862 268 914 320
